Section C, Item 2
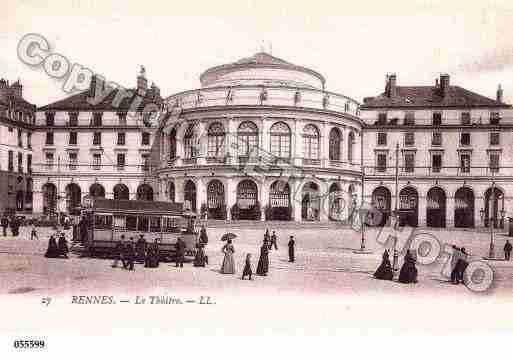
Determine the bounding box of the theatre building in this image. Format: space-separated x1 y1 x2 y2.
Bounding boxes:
0 78 36 215
31 69 162 215
361 74 513 228
152 52 363 222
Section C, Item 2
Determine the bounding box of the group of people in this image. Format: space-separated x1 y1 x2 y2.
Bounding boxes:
1 215 22 237
450 245 469 285
373 249 418 284
218 229 296 280
44 231 69 259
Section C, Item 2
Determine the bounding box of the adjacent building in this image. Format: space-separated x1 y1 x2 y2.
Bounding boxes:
361 74 512 228
0 78 35 215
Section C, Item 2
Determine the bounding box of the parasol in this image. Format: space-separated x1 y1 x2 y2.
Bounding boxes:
221 233 237 242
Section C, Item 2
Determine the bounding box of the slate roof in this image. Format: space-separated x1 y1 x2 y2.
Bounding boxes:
92 198 183 215
361 86 510 109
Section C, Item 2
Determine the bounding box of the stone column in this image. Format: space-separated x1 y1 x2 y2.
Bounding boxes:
32 191 43 214
226 177 237 221
260 117 270 157
225 117 235 165
475 195 484 227
259 178 269 221
197 121 207 165
196 178 206 214
446 195 455 227
175 178 184 204
417 195 427 227
292 179 303 222
321 122 329 168
175 123 184 167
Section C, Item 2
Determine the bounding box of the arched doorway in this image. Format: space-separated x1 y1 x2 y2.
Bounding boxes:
236 180 259 220
328 183 343 221
485 187 505 228
399 187 418 227
427 187 446 227
65 183 82 214
113 183 130 200
168 182 175 203
455 187 474 228
136 184 154 201
89 183 105 198
42 183 57 214
269 180 291 220
184 180 197 212
371 186 391 226
207 180 225 219
302 182 320 221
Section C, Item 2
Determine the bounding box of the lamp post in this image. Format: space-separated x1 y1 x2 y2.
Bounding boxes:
488 169 496 259
392 142 400 273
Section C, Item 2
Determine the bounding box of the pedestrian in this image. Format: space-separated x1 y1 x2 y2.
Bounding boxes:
112 236 125 268
256 240 270 276
30 224 38 241
288 236 295 263
241 253 253 280
58 232 69 259
456 247 469 284
193 242 208 267
175 237 186 268
44 235 60 258
450 245 461 284
373 249 393 281
10 217 18 237
504 240 512 261
136 234 147 262
220 239 235 274
264 229 270 249
270 231 278 250
1 215 9 237
199 226 208 245
126 239 135 271
398 250 418 284
145 239 160 268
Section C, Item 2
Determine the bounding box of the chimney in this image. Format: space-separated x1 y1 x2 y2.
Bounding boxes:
10 80 22 97
137 66 148 96
440 74 450 97
0 78 9 102
386 73 397 97
497 84 504 103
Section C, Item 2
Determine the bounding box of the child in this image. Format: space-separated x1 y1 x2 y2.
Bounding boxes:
30 225 38 241
241 253 253 280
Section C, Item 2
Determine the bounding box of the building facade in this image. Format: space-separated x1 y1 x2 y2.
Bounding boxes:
152 52 363 222
32 69 162 215
0 78 35 215
361 74 513 228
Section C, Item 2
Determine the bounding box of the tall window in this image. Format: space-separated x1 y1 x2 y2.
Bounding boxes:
377 153 387 172
489 152 500 173
92 112 103 126
141 132 150 146
270 122 291 158
27 154 32 173
348 131 355 163
141 154 150 171
68 112 79 126
329 128 342 161
432 132 442 146
432 112 442 126
93 132 102 145
404 132 415 146
490 112 501 125
377 112 387 125
8 151 13 172
460 133 471 146
404 152 415 173
490 132 500 146
184 124 197 158
17 153 22 173
45 132 54 145
404 112 415 125
45 112 55 126
460 153 471 173
461 112 471 125
69 131 77 145
303 124 319 159
17 129 22 147
237 121 258 157
117 112 127 126
207 122 225 158
432 153 442 173
45 153 54 170
117 132 126 146
68 152 77 170
92 154 101 170
117 153 125 170
27 133 32 149
168 128 177 160
377 132 387 146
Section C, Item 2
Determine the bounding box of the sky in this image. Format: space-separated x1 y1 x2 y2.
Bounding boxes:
1 0 513 107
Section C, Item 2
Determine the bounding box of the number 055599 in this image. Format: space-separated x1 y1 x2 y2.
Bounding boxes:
13 340 45 349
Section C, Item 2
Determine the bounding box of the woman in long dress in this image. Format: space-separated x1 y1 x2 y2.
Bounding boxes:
44 235 60 258
374 250 393 280
220 239 235 274
241 253 253 280
256 242 269 276
398 250 418 284
194 243 207 267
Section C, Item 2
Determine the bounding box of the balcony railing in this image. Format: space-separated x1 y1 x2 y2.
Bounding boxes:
364 166 512 177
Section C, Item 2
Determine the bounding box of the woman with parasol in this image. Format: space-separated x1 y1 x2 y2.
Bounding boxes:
220 233 236 274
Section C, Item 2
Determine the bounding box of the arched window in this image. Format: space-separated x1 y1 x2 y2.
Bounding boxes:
329 128 342 161
303 124 320 159
184 124 197 159
348 131 355 163
113 183 130 200
168 128 176 160
207 122 225 158
237 121 258 157
136 184 154 201
89 183 105 198
270 122 291 158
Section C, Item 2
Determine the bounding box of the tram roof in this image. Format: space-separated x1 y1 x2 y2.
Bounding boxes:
91 199 183 215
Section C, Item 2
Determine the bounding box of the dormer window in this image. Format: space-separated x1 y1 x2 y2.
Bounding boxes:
45 112 55 126
377 112 387 125
490 112 501 125
432 112 442 126
404 112 415 125
461 112 471 125
68 112 79 126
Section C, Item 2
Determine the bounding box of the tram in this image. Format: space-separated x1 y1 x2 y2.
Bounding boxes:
78 198 198 259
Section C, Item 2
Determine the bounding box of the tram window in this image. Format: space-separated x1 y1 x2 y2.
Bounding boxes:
94 215 112 229
163 217 179 232
113 216 126 228
126 216 137 231
149 217 161 232
138 216 149 232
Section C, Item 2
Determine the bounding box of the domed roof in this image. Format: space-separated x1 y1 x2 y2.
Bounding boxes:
199 52 326 90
